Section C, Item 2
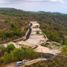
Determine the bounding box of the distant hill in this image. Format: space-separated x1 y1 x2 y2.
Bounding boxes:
0 8 67 44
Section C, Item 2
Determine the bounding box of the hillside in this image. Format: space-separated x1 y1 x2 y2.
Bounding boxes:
0 8 67 44
0 8 29 43
0 8 67 67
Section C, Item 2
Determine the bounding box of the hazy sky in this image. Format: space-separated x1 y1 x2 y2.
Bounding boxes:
0 0 67 13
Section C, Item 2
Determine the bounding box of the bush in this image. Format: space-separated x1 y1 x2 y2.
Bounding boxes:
63 40 67 45
0 48 39 64
6 44 15 53
1 53 13 63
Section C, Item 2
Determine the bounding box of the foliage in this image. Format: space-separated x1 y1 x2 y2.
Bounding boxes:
0 45 39 64
6 44 15 53
0 8 67 43
63 40 67 45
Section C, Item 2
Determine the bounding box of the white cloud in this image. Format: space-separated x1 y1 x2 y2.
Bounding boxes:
49 0 64 3
0 0 65 3
0 0 6 3
23 0 44 1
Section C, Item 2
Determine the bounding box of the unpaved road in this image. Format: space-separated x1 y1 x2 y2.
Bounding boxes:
21 58 47 67
3 21 60 55
2 21 61 67
34 45 61 55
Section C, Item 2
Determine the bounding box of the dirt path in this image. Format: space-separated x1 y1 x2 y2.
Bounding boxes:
4 58 47 67
26 21 48 45
25 21 60 55
3 21 61 67
3 21 60 55
34 45 61 55
21 58 47 67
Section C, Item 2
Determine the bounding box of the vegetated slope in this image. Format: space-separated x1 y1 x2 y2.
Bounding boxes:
0 8 29 43
0 8 67 44
37 12 67 44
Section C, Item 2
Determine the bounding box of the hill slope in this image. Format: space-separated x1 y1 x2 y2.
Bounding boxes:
0 8 67 44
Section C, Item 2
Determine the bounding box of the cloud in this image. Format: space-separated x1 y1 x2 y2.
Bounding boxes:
0 0 65 4
0 0 22 3
49 0 64 3
0 0 6 3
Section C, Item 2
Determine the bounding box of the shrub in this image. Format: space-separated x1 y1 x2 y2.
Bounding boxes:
0 48 39 64
63 40 67 45
6 44 15 53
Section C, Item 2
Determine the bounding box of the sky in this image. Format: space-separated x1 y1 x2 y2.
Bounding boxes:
0 0 67 14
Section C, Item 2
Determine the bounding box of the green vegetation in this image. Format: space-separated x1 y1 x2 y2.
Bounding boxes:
63 40 67 45
0 8 29 43
6 44 15 53
0 8 67 44
0 44 67 67
0 8 67 67
0 44 39 66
